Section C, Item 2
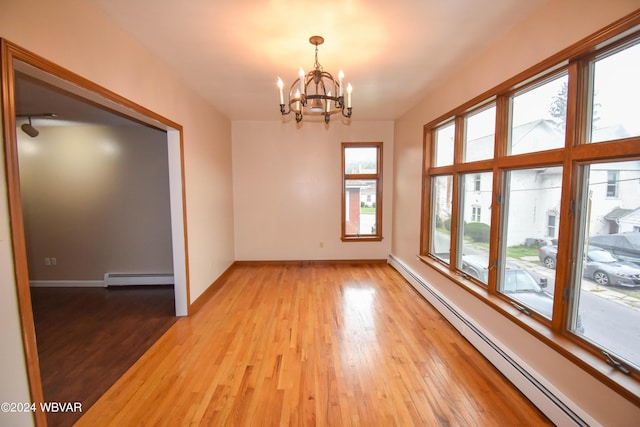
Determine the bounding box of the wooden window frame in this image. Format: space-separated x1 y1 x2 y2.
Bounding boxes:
419 11 640 405
341 142 383 242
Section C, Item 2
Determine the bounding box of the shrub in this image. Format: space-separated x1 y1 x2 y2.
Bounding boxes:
465 222 490 243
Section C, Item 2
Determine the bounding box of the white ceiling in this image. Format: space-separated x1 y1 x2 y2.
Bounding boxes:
15 1 549 126
80 0 546 122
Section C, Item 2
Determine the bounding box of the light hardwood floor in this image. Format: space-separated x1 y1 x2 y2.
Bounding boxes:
75 263 550 426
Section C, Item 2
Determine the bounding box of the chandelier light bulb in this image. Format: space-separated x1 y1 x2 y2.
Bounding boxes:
277 77 284 105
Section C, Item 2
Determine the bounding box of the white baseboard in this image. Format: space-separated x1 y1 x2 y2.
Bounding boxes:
29 280 104 288
387 254 597 427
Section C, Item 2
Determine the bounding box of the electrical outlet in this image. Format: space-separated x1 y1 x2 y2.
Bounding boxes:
51 258 57 266
44 257 51 266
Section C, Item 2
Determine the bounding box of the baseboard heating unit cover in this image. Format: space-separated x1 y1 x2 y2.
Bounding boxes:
387 254 595 427
103 272 174 287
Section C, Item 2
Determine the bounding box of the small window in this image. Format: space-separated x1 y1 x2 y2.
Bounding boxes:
473 174 481 192
606 170 619 198
342 142 382 241
547 214 557 238
472 206 482 222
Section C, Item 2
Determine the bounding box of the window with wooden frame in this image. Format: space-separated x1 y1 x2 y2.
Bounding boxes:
420 14 640 404
342 142 382 241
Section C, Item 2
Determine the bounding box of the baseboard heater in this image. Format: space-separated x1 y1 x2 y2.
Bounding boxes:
387 254 594 427
103 273 174 287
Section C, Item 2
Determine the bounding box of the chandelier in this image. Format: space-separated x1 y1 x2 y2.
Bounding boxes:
277 36 352 123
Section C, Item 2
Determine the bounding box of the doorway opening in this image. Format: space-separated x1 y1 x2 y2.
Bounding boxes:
1 40 190 426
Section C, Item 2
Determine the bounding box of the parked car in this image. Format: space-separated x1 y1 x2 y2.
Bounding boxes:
461 255 552 312
589 232 640 266
538 245 640 287
461 253 583 333
584 247 640 287
538 245 558 270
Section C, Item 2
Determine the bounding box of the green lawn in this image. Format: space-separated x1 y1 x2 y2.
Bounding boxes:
459 240 539 259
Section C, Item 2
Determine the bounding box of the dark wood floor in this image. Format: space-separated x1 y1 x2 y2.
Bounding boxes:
30 285 177 427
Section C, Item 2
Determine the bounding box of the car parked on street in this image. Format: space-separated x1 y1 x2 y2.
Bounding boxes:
461 253 583 332
538 245 640 287
538 245 558 270
588 233 640 266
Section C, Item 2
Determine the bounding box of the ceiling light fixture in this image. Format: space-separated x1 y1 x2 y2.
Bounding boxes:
17 113 58 138
21 117 39 138
277 36 352 124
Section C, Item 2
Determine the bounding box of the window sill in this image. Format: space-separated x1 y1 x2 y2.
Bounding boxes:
416 254 640 406
341 236 383 242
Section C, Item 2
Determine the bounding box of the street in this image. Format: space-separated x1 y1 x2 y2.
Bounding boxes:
518 256 640 366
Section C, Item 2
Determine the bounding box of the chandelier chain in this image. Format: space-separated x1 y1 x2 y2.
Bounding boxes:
314 44 323 72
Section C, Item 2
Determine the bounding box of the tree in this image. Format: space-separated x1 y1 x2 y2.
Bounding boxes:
548 81 600 129
549 81 568 127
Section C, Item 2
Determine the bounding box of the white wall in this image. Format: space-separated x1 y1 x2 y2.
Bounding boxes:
18 124 173 281
0 1 234 424
392 0 640 425
232 120 393 260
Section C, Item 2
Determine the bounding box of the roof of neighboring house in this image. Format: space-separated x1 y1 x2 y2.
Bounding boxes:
604 207 640 226
604 208 635 221
467 120 631 155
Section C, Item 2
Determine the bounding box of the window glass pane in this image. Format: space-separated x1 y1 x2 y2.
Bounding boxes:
499 167 563 318
458 172 493 284
464 105 495 162
590 42 640 143
510 74 568 155
434 122 455 167
572 160 640 368
431 175 453 262
344 179 377 235
344 147 377 174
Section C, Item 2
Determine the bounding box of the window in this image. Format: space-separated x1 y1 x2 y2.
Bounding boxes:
572 160 640 368
434 121 455 167
606 170 619 197
499 167 562 319
589 41 640 143
547 214 557 238
509 73 568 155
430 175 453 262
465 105 495 162
458 172 493 284
472 206 481 222
473 174 481 192
342 142 382 241
421 21 640 400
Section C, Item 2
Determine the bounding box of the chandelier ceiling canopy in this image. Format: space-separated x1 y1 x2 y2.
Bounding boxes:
277 36 352 124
